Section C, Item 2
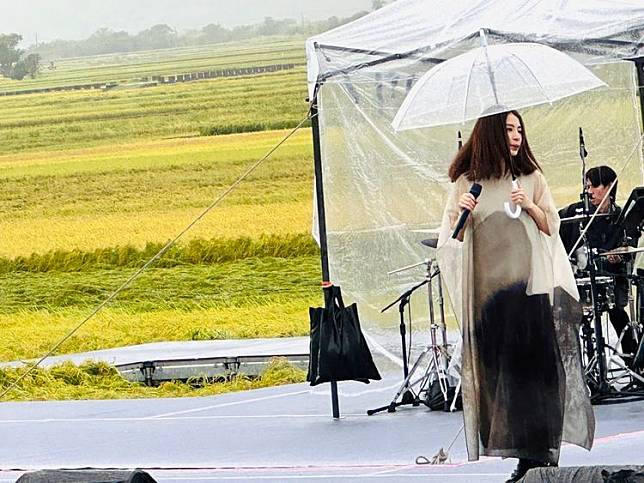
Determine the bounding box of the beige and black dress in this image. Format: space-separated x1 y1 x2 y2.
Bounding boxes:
437 170 594 464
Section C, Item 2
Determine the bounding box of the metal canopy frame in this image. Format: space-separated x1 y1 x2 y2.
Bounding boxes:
314 27 644 82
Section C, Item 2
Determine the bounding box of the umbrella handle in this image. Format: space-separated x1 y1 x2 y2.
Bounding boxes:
504 179 522 219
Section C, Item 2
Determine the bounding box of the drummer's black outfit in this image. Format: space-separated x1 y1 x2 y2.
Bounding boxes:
559 202 640 363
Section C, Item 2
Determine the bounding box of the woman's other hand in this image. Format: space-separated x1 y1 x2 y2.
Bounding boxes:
511 183 535 210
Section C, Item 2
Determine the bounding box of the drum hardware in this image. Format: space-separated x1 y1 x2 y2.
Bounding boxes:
575 276 614 312
367 249 460 415
571 181 644 403
597 246 644 257
560 212 611 224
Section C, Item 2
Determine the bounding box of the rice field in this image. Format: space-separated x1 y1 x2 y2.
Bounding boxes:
0 37 319 400
0 38 306 91
0 68 309 154
0 128 314 257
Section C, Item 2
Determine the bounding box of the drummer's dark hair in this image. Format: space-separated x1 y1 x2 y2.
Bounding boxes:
586 165 617 200
448 110 541 182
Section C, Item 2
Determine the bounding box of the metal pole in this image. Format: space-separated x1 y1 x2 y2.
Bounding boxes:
633 58 644 134
310 84 340 419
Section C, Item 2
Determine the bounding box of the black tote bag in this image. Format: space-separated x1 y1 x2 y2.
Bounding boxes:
307 285 381 386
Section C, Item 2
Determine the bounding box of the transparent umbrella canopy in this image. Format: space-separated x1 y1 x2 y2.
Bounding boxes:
392 35 607 132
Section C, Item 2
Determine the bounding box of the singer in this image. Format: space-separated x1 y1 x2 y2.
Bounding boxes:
436 110 594 482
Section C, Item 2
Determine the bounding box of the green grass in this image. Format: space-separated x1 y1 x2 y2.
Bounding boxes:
0 358 306 401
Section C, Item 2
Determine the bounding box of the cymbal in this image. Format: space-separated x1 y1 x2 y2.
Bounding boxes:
598 246 644 257
560 213 611 224
421 238 438 248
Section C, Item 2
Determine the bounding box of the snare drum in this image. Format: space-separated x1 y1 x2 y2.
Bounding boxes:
576 276 614 310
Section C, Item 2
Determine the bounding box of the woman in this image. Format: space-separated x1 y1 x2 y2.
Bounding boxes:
437 110 594 482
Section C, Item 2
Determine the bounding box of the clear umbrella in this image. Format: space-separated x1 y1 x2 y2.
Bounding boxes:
391 32 607 132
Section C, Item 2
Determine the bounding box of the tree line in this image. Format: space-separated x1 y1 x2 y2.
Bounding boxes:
27 11 372 62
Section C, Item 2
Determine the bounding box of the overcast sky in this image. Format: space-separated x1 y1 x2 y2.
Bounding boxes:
2 0 374 44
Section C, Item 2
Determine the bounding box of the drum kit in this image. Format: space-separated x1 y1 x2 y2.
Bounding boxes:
561 186 644 403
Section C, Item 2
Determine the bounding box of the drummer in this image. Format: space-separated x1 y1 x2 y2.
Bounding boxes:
559 166 641 366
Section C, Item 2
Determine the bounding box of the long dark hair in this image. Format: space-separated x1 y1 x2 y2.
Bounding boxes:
448 110 541 182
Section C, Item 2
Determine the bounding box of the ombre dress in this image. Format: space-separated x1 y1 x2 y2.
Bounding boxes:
437 170 594 464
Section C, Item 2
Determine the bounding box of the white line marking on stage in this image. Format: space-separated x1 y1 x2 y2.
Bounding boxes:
364 466 412 476
0 413 370 424
146 390 309 418
309 381 402 398
152 473 508 480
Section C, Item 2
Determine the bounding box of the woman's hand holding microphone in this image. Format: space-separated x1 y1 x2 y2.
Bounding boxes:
458 192 478 212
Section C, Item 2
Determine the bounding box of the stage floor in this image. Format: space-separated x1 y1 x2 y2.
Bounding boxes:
1 372 643 482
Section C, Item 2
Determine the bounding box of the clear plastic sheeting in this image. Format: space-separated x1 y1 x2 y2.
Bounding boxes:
314 59 643 354
306 0 644 97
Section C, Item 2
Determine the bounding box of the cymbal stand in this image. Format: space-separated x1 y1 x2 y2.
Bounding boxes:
368 261 454 415
576 128 611 396
424 260 449 401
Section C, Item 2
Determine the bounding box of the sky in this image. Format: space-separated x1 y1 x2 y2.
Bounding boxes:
1 0 374 45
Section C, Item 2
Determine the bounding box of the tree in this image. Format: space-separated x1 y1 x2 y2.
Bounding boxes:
136 24 177 50
0 33 24 77
86 28 133 55
257 17 296 36
0 33 41 80
11 53 41 80
200 23 231 44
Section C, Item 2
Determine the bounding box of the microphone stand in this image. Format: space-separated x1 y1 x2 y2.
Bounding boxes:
578 127 610 396
379 278 428 403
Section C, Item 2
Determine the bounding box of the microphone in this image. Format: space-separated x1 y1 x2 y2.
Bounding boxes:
579 127 590 213
579 127 587 159
452 183 482 238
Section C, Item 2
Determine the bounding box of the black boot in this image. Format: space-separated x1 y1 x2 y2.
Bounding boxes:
505 459 540 482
